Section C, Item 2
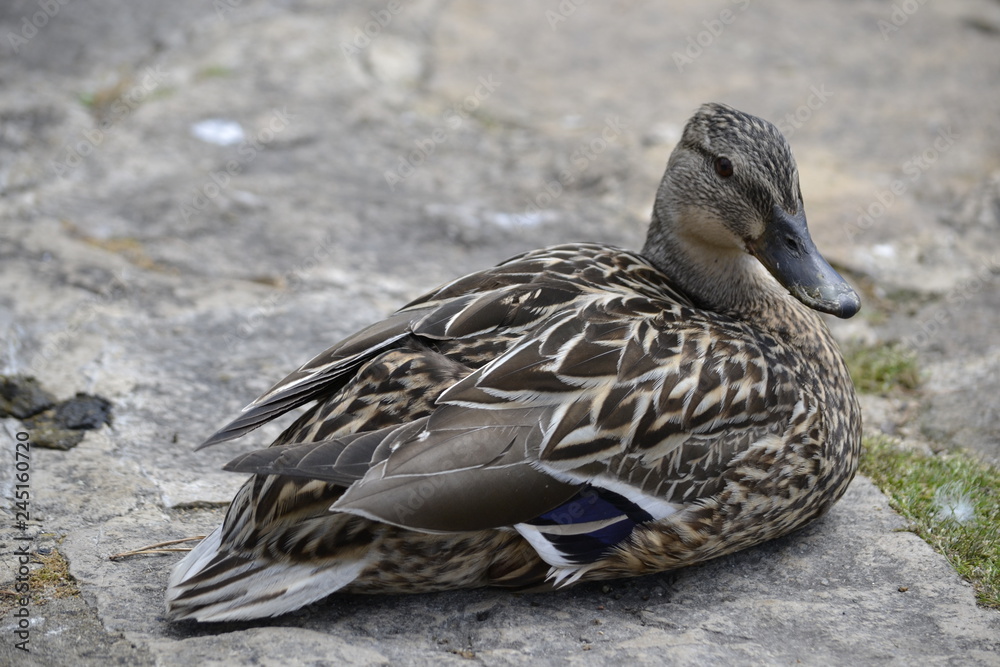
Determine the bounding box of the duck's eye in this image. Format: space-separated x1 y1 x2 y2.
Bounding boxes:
714 157 734 178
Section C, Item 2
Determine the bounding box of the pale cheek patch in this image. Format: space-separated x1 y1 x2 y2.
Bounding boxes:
677 206 748 252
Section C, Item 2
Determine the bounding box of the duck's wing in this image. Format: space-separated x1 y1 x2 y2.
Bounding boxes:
225 294 800 570
198 284 584 450
198 308 432 448
224 405 580 532
198 245 639 449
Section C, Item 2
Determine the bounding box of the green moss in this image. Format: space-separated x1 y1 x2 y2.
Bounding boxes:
148 86 177 101
861 435 1000 609
844 342 921 394
30 549 80 602
197 65 233 79
1 548 81 614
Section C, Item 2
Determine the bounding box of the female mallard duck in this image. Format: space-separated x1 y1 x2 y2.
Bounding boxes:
166 103 861 622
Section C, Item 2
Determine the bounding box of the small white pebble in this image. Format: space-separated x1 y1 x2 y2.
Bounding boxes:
191 119 246 146
490 212 541 228
871 243 896 259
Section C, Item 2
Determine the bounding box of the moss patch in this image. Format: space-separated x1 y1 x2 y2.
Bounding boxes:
0 548 80 615
29 549 80 602
861 435 1000 609
197 65 234 79
845 342 921 394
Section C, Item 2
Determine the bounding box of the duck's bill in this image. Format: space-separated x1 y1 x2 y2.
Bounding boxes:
749 206 861 319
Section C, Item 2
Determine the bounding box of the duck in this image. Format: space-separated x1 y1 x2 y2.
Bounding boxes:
166 103 862 622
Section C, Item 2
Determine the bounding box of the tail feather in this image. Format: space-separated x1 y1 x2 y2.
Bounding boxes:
165 527 370 622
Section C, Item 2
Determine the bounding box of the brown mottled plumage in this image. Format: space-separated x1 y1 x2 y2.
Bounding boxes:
166 103 861 622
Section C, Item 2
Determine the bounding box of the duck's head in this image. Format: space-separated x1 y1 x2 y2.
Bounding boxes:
645 103 860 319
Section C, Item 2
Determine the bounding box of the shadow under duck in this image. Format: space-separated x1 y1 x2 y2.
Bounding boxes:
166 103 861 622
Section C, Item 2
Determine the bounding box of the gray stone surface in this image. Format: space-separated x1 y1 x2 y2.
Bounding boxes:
1 0 999 664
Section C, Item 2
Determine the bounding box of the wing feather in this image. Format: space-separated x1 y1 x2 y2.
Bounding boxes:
200 247 625 448
227 406 580 533
199 309 434 448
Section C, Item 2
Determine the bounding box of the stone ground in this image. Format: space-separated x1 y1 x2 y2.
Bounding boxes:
1 0 1000 664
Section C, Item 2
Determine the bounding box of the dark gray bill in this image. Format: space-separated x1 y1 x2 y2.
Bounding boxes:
749 205 861 319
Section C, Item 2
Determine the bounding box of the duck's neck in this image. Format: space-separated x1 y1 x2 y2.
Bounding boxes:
641 210 822 337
